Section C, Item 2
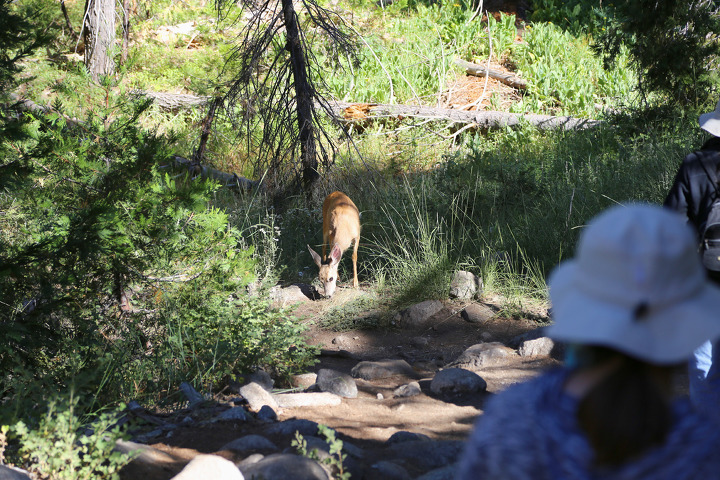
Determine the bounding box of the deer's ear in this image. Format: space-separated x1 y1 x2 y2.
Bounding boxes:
329 243 342 265
308 245 322 267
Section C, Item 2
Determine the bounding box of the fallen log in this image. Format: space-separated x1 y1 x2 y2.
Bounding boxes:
130 90 212 111
124 90 600 131
7 93 82 127
168 155 261 191
328 101 601 131
454 58 528 90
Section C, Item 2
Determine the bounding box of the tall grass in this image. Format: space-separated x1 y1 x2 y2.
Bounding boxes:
15 0 706 309
242 114 706 312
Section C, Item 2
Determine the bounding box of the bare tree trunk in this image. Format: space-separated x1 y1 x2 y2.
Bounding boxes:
83 0 116 81
193 96 222 165
121 0 130 65
281 0 318 196
60 0 80 43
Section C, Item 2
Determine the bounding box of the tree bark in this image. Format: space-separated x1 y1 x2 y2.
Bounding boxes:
83 0 116 81
282 0 318 195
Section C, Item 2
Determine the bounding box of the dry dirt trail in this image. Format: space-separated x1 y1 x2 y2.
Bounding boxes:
120 287 556 480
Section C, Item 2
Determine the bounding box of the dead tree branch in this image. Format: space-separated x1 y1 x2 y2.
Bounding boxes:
454 58 528 91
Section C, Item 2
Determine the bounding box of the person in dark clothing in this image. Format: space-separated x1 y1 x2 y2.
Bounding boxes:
664 99 720 423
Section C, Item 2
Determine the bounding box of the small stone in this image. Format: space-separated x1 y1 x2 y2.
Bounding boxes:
448 342 514 370
239 382 279 412
257 405 278 421
393 382 422 398
290 373 317 390
394 300 444 328
518 337 555 357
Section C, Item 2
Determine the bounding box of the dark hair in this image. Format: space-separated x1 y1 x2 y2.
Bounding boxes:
575 347 674 466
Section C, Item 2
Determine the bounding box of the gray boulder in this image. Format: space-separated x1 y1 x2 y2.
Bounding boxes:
430 368 487 397
351 359 419 380
460 303 495 324
518 337 555 357
171 454 244 480
0 465 32 480
393 381 422 398
239 382 278 412
257 405 278 421
394 300 444 328
449 271 482 299
316 368 358 398
448 342 514 370
385 431 432 445
239 453 330 480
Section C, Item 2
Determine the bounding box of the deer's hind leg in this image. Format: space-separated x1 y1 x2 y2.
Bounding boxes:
351 235 359 288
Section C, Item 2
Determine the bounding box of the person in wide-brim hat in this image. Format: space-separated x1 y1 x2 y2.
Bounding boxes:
456 204 720 480
665 98 720 421
548 204 720 364
699 98 720 138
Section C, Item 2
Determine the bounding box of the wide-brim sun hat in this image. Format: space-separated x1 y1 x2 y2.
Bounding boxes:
547 203 720 364
699 98 720 137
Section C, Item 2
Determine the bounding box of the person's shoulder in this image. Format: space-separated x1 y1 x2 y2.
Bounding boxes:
679 149 720 172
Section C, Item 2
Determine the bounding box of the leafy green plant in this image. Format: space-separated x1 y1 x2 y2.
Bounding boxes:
292 424 351 480
8 397 136 480
512 21 634 116
0 79 318 412
149 296 319 396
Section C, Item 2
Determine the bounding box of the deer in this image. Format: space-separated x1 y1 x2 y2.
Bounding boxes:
307 191 361 298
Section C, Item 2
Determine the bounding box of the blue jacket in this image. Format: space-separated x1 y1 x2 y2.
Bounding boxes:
456 369 720 480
